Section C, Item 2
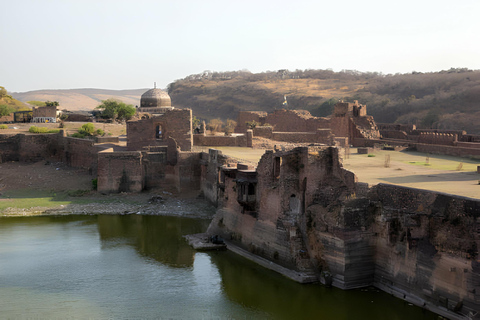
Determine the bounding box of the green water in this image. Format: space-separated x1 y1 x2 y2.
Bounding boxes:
0 215 439 319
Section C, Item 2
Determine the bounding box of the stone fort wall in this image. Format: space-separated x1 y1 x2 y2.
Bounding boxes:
204 147 480 318
0 132 98 173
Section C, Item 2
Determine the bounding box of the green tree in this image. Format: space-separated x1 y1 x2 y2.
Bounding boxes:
45 101 59 107
79 123 95 135
96 99 136 121
224 119 237 135
0 104 13 117
0 86 8 98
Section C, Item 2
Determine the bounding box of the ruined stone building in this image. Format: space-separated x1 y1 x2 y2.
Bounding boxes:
204 146 480 319
31 105 58 123
235 101 381 146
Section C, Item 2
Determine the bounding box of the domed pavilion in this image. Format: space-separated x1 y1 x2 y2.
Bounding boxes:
138 85 174 115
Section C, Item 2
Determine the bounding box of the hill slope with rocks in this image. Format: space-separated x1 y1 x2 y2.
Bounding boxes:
168 68 480 133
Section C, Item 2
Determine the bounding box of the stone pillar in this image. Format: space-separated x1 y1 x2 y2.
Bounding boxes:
246 129 253 148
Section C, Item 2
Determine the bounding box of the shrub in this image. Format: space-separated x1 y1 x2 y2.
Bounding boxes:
71 132 86 138
0 124 8 129
92 178 98 190
79 123 95 136
28 126 60 134
224 119 237 136
367 154 376 157
246 120 259 129
207 118 224 133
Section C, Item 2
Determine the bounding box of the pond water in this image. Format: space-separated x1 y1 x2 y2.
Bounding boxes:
0 215 440 319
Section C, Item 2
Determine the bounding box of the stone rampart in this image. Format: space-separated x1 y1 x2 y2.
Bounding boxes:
0 132 99 173
380 130 408 140
416 143 480 158
270 130 333 144
252 126 273 139
202 147 480 317
418 132 457 146
63 136 98 173
97 151 144 193
193 134 248 147
369 184 480 317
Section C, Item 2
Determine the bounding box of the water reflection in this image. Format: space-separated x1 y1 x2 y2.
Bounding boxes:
0 215 440 320
96 215 210 267
209 251 439 320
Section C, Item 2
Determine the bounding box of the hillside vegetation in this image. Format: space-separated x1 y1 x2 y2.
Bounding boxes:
0 86 29 112
168 69 480 134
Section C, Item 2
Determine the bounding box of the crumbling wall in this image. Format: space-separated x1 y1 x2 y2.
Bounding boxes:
174 151 202 192
235 111 267 133
264 109 329 132
142 150 167 189
204 147 480 317
415 143 480 158
193 134 247 147
97 151 144 193
418 132 457 146
369 184 480 316
62 136 98 173
380 130 408 140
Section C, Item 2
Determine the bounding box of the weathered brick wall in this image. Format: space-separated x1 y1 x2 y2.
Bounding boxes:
32 105 57 118
457 141 480 149
369 184 480 315
23 134 64 162
252 126 273 139
63 136 98 173
416 143 480 158
265 109 327 132
377 123 416 132
418 132 457 146
235 111 267 133
127 109 192 151
97 151 144 193
142 151 167 189
380 130 408 140
0 134 23 162
174 151 202 191
0 133 97 171
270 131 331 144
95 136 120 143
193 134 247 147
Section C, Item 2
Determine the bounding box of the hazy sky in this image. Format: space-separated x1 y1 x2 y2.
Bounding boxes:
1 0 479 92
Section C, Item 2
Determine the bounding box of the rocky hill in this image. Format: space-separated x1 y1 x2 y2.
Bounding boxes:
11 88 147 112
168 69 480 134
